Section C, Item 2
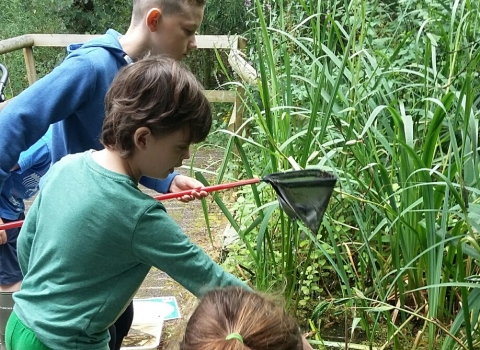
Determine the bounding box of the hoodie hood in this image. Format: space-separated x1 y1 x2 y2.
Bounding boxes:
67 29 126 63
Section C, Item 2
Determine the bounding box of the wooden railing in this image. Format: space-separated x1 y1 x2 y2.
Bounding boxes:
0 34 257 132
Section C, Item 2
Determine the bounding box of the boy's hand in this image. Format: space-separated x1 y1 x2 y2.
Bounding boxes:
169 175 208 203
301 335 314 350
0 218 7 245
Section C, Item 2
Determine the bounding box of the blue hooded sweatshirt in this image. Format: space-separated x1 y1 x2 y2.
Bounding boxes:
0 127 52 220
0 29 175 194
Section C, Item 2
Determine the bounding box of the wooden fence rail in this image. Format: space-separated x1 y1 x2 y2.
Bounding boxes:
0 34 256 132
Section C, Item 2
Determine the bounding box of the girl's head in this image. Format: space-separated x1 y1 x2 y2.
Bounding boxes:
180 287 303 350
101 55 211 159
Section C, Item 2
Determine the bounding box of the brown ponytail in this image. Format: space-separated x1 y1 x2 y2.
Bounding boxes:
180 287 303 350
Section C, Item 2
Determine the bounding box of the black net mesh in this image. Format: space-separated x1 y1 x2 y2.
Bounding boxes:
262 169 337 233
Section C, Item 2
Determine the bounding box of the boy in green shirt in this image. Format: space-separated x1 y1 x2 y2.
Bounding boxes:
0 1 209 348
5 55 247 350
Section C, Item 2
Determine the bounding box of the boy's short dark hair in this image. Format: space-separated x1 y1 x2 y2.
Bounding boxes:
132 0 206 24
101 55 211 158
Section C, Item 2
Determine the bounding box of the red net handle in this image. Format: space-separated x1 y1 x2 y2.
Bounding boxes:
0 178 261 231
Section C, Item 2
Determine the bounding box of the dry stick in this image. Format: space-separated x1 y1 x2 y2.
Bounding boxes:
411 318 428 350
391 298 401 326
412 330 423 349
343 242 359 279
379 306 424 350
235 264 253 289
321 279 335 299
378 303 468 350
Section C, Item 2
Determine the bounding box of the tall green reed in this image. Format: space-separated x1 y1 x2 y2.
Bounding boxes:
206 0 480 348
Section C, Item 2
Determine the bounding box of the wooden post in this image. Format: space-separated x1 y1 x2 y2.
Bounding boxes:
237 36 247 50
23 47 37 85
228 85 246 133
227 36 252 134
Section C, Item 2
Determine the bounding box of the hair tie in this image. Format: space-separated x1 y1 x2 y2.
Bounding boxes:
225 332 244 343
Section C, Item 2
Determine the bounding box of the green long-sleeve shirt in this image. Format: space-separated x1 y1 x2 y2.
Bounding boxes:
14 151 246 349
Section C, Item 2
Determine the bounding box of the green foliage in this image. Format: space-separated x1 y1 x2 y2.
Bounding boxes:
203 0 247 35
204 103 233 146
186 0 248 88
1 0 66 95
3 0 480 347
30 0 131 34
212 0 480 348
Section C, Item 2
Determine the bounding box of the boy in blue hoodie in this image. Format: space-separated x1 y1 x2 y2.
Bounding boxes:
0 1 207 349
0 128 52 293
0 0 206 199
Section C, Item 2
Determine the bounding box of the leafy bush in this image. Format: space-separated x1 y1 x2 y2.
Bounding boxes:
0 0 66 95
213 0 480 348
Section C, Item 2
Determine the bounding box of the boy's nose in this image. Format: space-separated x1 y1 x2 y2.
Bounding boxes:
188 36 198 51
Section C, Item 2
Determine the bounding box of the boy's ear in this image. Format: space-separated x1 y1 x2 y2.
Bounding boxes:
146 8 162 32
133 127 152 150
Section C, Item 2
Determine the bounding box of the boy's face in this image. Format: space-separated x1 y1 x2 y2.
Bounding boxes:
139 127 191 180
151 4 204 60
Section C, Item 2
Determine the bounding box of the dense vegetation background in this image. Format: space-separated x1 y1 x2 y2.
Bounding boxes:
2 1 480 349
